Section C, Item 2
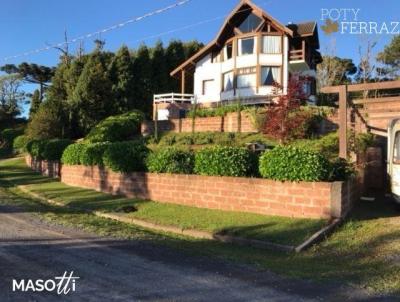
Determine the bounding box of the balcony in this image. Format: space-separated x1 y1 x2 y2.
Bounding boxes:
153 93 194 104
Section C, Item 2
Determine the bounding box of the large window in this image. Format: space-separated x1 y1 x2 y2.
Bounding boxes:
262 36 282 54
202 80 214 95
237 67 256 88
239 37 255 56
261 66 281 86
223 71 234 91
238 13 263 33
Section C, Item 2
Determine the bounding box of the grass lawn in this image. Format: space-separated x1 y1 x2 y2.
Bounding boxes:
0 158 324 246
0 157 399 296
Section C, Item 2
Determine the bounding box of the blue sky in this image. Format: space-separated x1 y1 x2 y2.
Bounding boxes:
1 0 399 115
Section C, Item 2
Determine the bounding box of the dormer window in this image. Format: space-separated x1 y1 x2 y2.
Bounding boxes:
239 37 255 56
238 13 263 33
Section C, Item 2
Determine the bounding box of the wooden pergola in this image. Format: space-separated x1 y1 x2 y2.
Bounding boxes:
321 80 400 159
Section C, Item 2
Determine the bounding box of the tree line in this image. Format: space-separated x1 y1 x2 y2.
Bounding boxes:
0 40 203 139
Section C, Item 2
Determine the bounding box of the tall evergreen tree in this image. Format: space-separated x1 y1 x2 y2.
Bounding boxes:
132 44 152 116
29 89 41 118
108 45 135 113
377 35 400 79
151 41 168 94
72 51 113 135
165 40 186 93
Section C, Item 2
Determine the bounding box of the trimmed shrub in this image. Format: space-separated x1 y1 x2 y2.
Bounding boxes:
259 146 331 182
80 142 111 166
26 140 48 159
41 139 73 161
194 146 256 177
102 141 149 173
1 128 23 146
85 111 144 143
147 147 194 174
61 143 86 165
13 135 30 153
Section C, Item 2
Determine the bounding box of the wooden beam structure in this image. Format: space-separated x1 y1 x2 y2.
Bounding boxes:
181 70 186 94
338 85 348 159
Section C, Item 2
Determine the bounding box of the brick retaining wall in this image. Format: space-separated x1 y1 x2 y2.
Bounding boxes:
142 112 257 134
58 164 357 219
25 156 61 178
141 111 339 135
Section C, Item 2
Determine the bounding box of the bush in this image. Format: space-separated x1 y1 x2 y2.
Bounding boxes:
41 139 73 161
26 140 48 159
13 135 30 153
194 146 256 177
102 141 149 173
259 146 332 182
147 147 194 174
85 111 144 143
1 128 23 146
80 142 111 166
330 158 355 181
61 143 86 165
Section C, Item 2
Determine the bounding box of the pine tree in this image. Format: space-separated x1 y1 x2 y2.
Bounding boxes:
29 89 41 118
72 52 113 135
151 41 168 94
108 45 135 113
132 44 152 116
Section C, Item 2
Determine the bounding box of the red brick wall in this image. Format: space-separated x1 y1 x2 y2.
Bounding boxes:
57 164 356 219
25 156 61 178
142 112 257 134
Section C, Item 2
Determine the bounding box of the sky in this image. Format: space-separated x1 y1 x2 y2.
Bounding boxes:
0 0 399 116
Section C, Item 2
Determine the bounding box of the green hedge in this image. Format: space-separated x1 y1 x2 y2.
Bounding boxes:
61 143 86 165
85 111 144 143
147 147 194 174
26 140 47 159
1 128 23 146
194 146 256 177
13 135 30 153
102 141 148 173
42 139 73 161
259 146 331 182
80 142 111 166
27 139 72 161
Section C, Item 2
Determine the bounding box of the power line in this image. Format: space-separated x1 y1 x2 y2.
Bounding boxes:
1 0 192 62
128 0 273 44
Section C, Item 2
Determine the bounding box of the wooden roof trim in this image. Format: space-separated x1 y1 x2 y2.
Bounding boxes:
170 0 293 77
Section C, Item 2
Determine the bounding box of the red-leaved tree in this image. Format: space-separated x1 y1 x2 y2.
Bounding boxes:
263 75 312 143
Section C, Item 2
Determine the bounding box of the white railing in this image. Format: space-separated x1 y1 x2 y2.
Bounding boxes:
153 93 195 104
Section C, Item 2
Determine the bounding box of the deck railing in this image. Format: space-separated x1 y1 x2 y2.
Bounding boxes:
289 49 305 61
153 93 194 104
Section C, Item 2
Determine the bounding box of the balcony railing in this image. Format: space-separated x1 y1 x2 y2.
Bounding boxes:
289 49 305 61
153 93 194 104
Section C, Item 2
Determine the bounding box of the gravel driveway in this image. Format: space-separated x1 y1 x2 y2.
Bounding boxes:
0 205 392 302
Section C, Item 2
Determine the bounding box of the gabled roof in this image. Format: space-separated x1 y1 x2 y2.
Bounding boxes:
287 21 320 48
171 0 293 77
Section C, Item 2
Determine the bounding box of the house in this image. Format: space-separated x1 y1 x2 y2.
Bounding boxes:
154 0 322 120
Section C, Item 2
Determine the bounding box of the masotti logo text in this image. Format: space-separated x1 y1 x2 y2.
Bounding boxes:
12 271 79 295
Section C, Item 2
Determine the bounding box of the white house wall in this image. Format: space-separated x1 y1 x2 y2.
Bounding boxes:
194 36 292 104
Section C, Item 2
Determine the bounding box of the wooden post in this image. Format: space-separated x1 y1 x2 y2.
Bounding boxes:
181 70 185 94
154 102 159 142
339 85 348 159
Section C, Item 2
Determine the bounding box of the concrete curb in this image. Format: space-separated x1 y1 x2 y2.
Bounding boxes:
17 184 336 253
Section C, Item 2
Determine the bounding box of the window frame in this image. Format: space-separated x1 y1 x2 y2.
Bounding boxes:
222 71 234 92
261 35 282 54
239 37 255 56
260 66 282 86
394 131 400 164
